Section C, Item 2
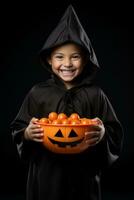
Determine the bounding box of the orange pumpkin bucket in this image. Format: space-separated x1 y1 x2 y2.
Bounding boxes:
38 112 98 154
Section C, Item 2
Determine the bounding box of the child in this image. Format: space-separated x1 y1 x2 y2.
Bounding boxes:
11 5 123 200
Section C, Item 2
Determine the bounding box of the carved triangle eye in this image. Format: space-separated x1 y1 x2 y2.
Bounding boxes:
55 130 64 137
68 130 78 137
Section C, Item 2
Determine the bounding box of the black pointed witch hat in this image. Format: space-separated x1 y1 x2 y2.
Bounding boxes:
39 5 99 70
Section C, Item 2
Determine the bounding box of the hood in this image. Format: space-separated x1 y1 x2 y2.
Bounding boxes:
39 5 100 82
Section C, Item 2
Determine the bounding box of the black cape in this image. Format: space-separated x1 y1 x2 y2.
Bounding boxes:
11 5 123 200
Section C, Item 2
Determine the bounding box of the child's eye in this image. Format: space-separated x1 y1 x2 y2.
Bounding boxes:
55 56 63 60
71 55 81 60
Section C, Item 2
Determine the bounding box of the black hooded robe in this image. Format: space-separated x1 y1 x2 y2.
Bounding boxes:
10 5 123 200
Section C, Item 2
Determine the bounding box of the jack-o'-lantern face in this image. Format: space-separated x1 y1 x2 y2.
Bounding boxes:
48 129 84 147
41 125 91 154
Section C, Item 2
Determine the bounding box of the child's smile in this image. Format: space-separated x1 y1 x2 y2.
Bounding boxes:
59 66 78 79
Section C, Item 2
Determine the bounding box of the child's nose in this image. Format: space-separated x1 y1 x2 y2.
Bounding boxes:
64 58 72 67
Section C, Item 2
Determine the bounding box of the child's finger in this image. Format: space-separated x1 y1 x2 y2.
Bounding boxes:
32 133 44 138
32 128 44 133
33 138 44 142
29 123 42 130
29 133 44 142
89 124 101 131
85 131 100 139
85 137 99 146
30 117 39 124
91 117 103 125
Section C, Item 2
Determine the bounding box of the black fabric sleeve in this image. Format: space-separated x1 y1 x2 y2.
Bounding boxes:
10 88 40 161
96 89 124 167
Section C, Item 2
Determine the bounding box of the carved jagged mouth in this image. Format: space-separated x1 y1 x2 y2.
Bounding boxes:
48 137 84 147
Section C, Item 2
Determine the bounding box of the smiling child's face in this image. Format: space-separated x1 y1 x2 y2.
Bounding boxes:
47 43 86 88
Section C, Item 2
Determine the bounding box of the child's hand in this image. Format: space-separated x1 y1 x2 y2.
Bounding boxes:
82 118 105 150
24 117 44 142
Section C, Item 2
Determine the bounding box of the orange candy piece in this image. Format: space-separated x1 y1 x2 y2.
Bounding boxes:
48 112 58 121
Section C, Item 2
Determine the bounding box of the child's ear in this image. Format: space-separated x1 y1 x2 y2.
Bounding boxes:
47 57 52 65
